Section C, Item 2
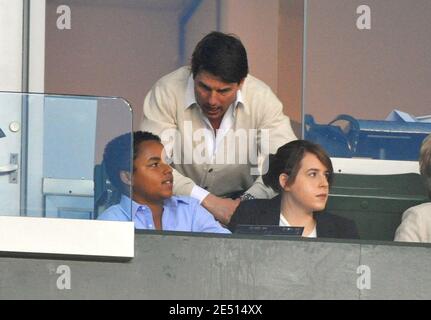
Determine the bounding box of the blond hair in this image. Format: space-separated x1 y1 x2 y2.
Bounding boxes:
420 134 431 197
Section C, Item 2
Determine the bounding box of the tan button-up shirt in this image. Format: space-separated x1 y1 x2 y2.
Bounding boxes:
141 66 297 199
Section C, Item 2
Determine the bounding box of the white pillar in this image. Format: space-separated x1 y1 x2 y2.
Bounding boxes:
0 0 24 91
29 0 46 92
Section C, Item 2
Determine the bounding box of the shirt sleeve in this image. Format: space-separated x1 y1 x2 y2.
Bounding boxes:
191 185 210 204
244 84 297 199
191 201 231 234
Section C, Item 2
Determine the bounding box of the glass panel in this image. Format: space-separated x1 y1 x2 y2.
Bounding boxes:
302 0 431 243
0 92 132 221
303 0 431 162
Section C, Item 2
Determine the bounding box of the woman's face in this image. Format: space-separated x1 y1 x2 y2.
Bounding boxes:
281 152 330 213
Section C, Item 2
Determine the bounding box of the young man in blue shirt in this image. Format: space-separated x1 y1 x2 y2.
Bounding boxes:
98 131 230 234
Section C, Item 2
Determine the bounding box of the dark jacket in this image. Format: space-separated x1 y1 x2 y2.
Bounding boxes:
228 195 359 239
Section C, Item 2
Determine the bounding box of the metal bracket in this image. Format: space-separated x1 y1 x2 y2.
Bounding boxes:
0 154 19 184
8 153 19 184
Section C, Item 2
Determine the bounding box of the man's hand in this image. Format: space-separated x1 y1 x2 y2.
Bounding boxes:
201 194 240 225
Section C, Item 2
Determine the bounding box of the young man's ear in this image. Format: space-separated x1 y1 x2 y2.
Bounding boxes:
279 173 290 192
120 171 132 186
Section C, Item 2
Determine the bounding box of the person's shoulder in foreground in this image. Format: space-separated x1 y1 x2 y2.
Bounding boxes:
395 134 431 243
395 202 431 243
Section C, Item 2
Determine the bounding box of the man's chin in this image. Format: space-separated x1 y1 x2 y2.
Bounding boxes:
204 112 221 119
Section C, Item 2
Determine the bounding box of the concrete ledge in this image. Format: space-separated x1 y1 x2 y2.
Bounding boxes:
0 232 430 299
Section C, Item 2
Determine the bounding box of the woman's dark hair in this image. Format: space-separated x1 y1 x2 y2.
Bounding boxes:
103 131 161 192
191 31 248 84
262 140 333 193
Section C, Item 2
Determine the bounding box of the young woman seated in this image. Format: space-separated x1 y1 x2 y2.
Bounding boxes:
228 140 359 239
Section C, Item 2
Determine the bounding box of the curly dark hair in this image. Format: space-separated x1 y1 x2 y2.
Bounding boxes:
103 131 161 192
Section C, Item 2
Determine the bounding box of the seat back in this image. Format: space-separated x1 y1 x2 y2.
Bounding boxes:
326 173 429 241
93 162 121 218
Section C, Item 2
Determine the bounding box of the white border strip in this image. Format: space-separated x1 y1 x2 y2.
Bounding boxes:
28 0 45 92
0 0 23 91
42 178 94 196
331 157 419 175
0 216 134 258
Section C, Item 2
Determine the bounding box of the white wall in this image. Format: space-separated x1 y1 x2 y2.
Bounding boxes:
0 0 23 91
29 0 46 92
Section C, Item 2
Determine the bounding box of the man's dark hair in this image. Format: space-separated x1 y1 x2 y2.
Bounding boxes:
262 140 334 193
103 131 161 193
191 31 248 84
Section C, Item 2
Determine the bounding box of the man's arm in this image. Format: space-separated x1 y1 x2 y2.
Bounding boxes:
192 199 232 234
201 194 240 226
243 81 297 199
141 78 199 196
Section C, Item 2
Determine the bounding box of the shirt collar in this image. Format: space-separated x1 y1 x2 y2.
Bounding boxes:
119 194 190 217
163 195 190 208
184 74 244 110
185 74 196 109
119 195 142 220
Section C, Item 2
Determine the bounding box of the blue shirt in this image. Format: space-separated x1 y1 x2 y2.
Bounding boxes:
98 195 230 234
